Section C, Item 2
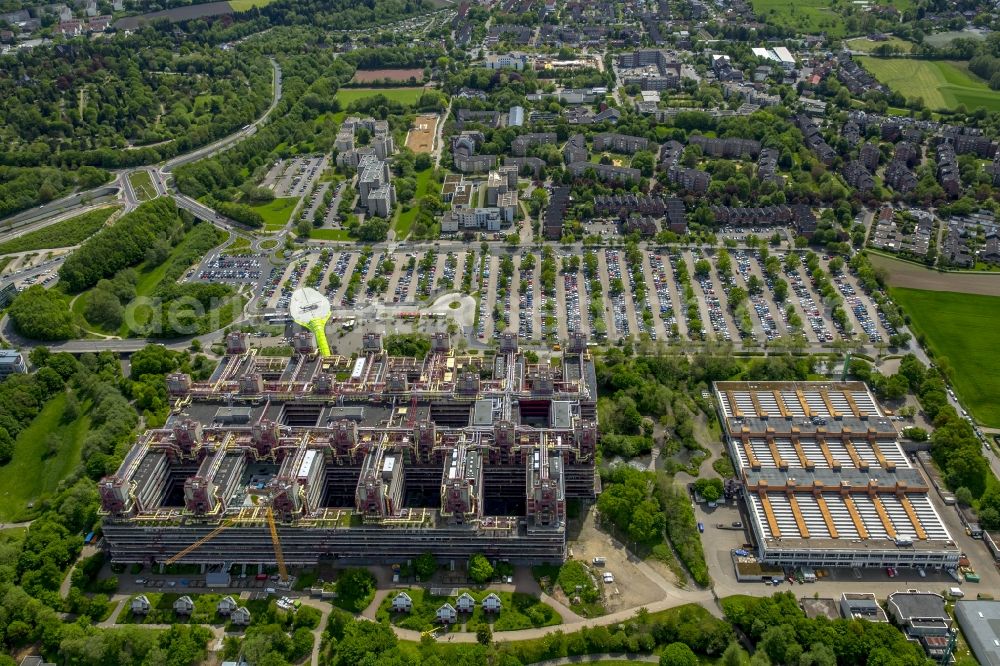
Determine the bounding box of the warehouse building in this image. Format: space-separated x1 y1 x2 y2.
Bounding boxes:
715 381 959 569
100 332 598 567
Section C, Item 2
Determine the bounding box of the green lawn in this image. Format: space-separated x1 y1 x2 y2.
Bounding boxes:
252 197 299 232
335 87 426 107
228 0 275 9
309 228 354 241
129 171 157 201
890 287 1000 427
392 168 435 239
857 57 1000 112
0 207 118 256
0 392 91 522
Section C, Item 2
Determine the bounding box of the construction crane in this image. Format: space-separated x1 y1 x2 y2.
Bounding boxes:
164 507 288 583
265 506 288 583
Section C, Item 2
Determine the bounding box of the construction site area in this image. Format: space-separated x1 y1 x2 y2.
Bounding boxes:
98 330 599 572
405 114 437 153
715 380 960 570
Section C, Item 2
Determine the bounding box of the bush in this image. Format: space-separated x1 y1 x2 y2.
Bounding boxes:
468 554 493 584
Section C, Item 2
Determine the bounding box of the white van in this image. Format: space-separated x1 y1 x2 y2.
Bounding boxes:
949 587 965 598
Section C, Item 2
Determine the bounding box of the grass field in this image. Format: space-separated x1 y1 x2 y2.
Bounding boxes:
751 0 847 37
129 171 157 201
335 87 426 107
252 197 299 232
890 287 1000 427
227 0 275 10
844 36 914 53
857 57 1000 112
0 207 118 256
0 392 91 522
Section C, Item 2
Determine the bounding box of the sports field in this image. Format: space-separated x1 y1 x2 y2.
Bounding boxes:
857 57 1000 112
890 287 1000 427
335 87 425 107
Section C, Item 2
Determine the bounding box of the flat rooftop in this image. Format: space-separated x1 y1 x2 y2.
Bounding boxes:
715 381 955 554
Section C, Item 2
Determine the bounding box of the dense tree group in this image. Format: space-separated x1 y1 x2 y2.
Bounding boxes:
59 198 183 292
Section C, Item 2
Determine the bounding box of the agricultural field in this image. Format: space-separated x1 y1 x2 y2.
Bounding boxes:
857 57 1000 112
335 87 426 107
0 206 118 255
129 171 157 201
0 392 91 522
890 287 1000 427
252 197 299 232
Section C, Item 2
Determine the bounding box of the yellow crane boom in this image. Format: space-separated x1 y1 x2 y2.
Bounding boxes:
266 507 288 583
163 508 288 583
165 519 236 566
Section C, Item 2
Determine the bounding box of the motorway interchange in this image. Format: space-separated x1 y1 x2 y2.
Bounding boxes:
189 243 901 348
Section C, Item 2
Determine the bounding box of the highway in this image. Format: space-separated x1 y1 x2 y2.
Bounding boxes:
0 58 282 237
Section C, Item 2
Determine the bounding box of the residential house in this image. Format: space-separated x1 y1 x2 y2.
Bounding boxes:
231 606 252 626
667 166 710 194
456 592 476 614
936 143 961 198
173 595 194 616
504 156 544 178
563 133 587 165
391 592 413 613
482 593 502 614
689 134 760 159
436 603 458 624
56 20 83 37
568 161 641 184
843 161 875 192
593 132 648 154
512 132 557 156
544 187 570 240
217 596 239 616
859 142 880 172
131 595 151 615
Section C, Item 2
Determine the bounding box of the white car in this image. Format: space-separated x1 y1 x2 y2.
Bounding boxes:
602 572 614 584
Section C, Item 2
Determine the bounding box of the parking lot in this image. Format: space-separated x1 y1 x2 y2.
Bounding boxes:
261 156 327 198
253 246 896 350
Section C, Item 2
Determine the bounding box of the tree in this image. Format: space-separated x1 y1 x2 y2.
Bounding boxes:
760 624 802 665
414 552 437 580
9 286 76 340
660 642 699 666
476 624 493 646
468 553 494 583
85 287 125 329
335 568 375 611
722 642 750 666
356 218 389 242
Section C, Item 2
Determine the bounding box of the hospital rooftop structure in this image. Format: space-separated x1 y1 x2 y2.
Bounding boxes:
715 381 959 569
98 331 598 567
